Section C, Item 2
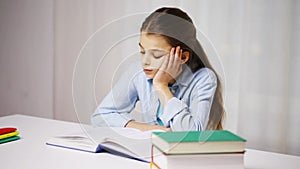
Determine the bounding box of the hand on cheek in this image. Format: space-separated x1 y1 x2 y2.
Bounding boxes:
153 46 183 87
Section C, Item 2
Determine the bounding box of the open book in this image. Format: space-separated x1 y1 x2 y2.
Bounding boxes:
46 127 160 163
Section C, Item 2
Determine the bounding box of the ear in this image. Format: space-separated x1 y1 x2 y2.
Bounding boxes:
181 51 190 64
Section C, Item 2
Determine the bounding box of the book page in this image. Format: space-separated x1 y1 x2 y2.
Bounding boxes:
86 127 163 160
46 127 164 161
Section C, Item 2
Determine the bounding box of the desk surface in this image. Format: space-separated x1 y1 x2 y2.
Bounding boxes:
1 114 300 169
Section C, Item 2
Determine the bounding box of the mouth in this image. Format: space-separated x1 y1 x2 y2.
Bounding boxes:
143 68 153 74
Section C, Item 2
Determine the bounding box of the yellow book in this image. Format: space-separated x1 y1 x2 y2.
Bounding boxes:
150 161 160 169
0 131 19 140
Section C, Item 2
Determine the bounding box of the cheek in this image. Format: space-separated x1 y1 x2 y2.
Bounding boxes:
151 58 164 69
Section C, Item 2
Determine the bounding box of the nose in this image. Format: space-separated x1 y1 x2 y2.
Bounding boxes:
141 53 151 66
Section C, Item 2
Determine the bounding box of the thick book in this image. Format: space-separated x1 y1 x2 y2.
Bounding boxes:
151 145 244 169
151 130 246 154
46 127 162 163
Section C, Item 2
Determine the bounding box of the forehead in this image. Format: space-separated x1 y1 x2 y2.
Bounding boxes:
139 33 172 51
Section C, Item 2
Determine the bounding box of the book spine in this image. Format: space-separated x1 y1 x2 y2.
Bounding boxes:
150 162 160 169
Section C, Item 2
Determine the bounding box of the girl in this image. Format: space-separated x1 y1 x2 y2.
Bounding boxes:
91 7 225 131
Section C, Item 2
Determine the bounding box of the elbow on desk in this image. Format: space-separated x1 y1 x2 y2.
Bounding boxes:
91 114 108 127
169 115 205 132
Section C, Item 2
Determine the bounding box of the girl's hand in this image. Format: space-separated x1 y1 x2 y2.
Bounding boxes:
125 121 171 131
153 46 183 87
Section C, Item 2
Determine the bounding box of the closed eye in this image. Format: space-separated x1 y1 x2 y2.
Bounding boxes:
153 54 164 59
153 52 168 59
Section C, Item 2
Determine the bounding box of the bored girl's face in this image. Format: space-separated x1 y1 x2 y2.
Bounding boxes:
139 33 171 79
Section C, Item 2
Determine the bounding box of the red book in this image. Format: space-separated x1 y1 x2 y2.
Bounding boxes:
0 127 17 135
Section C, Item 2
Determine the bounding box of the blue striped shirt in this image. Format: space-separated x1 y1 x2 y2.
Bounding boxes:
91 64 217 131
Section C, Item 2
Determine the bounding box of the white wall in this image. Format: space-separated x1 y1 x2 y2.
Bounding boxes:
0 0 53 119
287 0 300 156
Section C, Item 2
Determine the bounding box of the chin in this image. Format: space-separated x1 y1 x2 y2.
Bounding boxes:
145 74 154 79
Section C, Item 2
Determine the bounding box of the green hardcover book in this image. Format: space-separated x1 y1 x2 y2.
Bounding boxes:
151 130 246 155
0 136 20 144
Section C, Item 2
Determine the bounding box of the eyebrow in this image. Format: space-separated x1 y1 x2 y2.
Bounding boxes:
138 43 167 52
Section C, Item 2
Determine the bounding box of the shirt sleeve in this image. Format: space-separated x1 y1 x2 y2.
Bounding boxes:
160 69 217 131
91 71 139 127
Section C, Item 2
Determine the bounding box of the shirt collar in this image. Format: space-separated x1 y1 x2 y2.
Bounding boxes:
173 64 194 87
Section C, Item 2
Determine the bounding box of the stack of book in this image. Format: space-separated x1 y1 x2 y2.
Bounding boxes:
150 130 246 169
0 127 20 144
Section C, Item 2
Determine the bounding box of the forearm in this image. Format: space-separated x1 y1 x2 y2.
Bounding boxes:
160 98 210 131
153 83 173 107
92 111 133 127
125 120 170 131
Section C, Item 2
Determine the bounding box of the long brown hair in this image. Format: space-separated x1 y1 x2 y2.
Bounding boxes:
141 7 225 130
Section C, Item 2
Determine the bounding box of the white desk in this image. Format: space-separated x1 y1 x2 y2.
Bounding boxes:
1 114 300 169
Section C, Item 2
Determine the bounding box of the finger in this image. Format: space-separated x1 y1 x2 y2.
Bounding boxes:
174 46 182 65
175 49 183 75
180 49 183 61
170 47 179 68
175 46 180 57
177 49 183 67
168 47 175 69
172 47 181 71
